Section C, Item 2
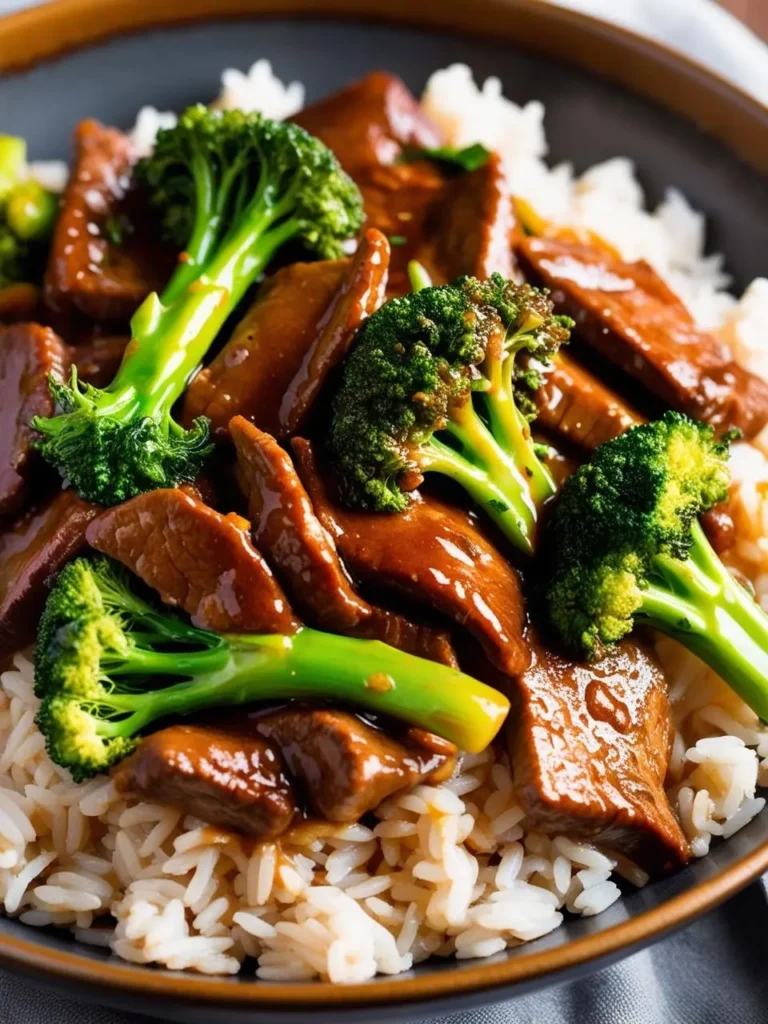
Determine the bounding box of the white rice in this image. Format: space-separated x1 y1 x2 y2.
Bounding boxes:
2 60 767 982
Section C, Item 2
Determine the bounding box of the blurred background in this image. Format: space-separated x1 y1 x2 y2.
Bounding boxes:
720 0 767 38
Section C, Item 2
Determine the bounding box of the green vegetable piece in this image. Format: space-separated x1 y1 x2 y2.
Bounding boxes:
33 106 363 506
403 143 491 173
543 411 768 721
0 135 27 197
328 273 572 555
34 556 510 780
6 181 58 241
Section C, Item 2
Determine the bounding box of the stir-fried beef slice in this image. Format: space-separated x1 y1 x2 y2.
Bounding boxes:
0 284 42 324
0 491 98 659
0 323 69 522
292 439 529 676
230 417 457 666
277 228 390 438
44 120 173 323
294 72 448 297
519 236 768 439
702 503 736 556
256 708 457 822
86 487 298 634
509 630 689 873
536 350 642 452
71 333 128 387
420 153 517 285
182 259 348 437
114 724 299 839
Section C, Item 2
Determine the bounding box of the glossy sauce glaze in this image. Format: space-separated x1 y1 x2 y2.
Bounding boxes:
519 235 768 438
86 486 299 633
231 416 457 665
292 438 529 676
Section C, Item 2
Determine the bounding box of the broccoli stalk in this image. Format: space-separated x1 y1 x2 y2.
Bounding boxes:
32 106 363 506
544 411 768 721
328 273 572 555
35 557 510 780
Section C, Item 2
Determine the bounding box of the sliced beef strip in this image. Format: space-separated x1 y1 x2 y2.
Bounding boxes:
277 228 390 438
294 72 448 297
182 259 348 437
256 708 457 822
509 629 689 874
0 284 42 324
0 491 98 659
536 350 642 452
113 724 299 839
292 439 529 676
44 119 173 323
86 487 298 634
419 153 517 286
230 416 457 666
518 236 768 439
0 323 69 522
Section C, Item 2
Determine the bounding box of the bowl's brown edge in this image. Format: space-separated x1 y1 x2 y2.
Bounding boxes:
0 0 767 1011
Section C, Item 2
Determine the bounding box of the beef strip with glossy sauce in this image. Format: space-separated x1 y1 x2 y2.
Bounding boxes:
70 333 128 387
44 120 173 323
277 228 390 437
509 629 689 874
114 724 299 839
86 487 298 633
518 236 768 439
256 708 457 822
182 258 349 437
0 491 98 659
292 438 529 676
0 323 69 521
230 416 457 665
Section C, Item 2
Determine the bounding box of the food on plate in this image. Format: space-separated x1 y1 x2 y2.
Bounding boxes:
0 61 766 985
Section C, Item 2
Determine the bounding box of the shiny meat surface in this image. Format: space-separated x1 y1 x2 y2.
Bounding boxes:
256 708 457 822
294 72 448 297
509 631 689 873
292 439 529 676
0 491 98 659
230 417 457 665
519 236 768 439
0 323 69 521
421 153 517 285
182 259 348 437
114 725 299 839
44 120 172 322
277 228 390 437
71 333 128 387
86 488 298 633
536 350 641 451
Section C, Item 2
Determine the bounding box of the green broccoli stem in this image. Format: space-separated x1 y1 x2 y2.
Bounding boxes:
101 199 300 424
482 346 555 506
641 521 768 721
97 628 509 753
419 399 538 554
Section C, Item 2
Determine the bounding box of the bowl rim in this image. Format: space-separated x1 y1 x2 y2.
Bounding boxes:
0 0 767 1011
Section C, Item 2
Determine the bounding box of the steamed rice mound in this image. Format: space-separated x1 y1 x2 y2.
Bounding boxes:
1 61 766 983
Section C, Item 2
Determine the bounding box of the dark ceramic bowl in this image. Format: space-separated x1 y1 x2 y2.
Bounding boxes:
0 1 767 1020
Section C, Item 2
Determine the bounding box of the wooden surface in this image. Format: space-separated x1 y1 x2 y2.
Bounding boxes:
719 0 768 39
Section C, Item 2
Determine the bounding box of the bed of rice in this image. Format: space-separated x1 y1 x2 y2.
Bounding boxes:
4 61 766 983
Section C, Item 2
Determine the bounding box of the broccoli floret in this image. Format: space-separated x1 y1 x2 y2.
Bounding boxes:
0 134 58 289
35 557 510 780
543 411 768 721
328 273 572 554
33 106 363 506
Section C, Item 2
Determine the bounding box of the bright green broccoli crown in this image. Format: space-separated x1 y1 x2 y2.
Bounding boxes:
328 275 511 511
140 105 363 261
36 696 139 783
33 368 212 506
545 411 733 656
